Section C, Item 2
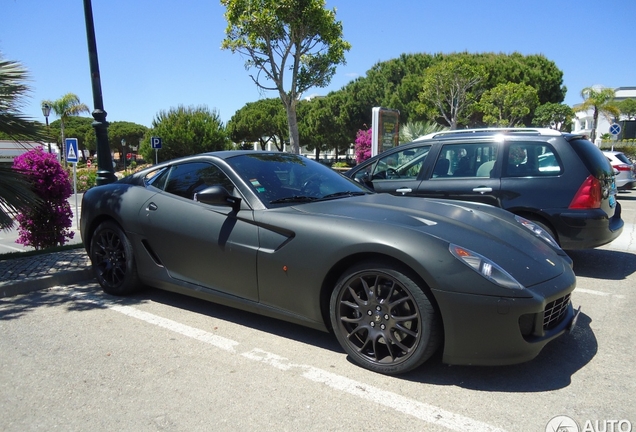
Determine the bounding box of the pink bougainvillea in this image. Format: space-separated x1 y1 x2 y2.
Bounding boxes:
12 147 74 250
354 128 372 164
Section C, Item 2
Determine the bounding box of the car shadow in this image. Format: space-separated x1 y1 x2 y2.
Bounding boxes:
141 286 341 353
616 190 636 200
142 285 596 393
567 248 636 279
399 312 596 392
3 279 593 394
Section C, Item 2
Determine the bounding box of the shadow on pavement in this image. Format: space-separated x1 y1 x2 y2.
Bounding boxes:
401 312 596 392
143 286 595 393
568 248 636 280
1 280 596 394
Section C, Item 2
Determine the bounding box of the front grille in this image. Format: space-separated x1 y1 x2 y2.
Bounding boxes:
543 294 571 330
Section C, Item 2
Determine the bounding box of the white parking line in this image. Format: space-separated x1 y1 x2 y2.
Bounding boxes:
576 288 625 299
71 290 507 432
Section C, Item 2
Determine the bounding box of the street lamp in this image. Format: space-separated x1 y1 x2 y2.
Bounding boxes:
121 138 126 172
41 103 52 153
83 0 116 185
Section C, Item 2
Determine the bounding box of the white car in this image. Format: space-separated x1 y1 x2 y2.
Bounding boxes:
604 151 635 190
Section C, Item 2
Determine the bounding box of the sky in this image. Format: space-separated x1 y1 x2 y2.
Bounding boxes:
2 0 635 129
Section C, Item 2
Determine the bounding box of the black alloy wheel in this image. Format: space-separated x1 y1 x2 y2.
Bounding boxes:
330 261 440 375
90 220 140 295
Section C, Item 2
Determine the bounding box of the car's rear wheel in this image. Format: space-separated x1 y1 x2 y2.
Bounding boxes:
90 220 141 295
329 261 441 375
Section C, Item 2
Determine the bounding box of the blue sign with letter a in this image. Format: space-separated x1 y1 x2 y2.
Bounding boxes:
65 138 79 163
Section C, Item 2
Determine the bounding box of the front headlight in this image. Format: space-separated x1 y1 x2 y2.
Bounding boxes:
449 244 524 290
514 215 560 249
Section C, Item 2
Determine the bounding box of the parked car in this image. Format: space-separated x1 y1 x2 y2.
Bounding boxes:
603 150 635 190
81 151 579 375
346 128 623 250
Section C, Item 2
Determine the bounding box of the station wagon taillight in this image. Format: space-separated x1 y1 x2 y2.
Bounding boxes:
612 163 632 172
569 175 601 209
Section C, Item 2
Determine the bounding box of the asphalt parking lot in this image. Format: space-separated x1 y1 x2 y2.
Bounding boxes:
1 191 634 432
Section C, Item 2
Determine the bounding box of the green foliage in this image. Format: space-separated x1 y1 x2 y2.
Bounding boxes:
139 105 229 163
574 87 620 141
227 98 288 150
42 93 90 158
618 98 636 120
479 82 539 127
49 116 94 157
399 121 447 143
0 52 44 229
335 52 565 131
84 120 148 160
221 0 351 154
300 92 355 159
533 103 574 131
73 167 97 193
418 58 485 129
0 54 49 143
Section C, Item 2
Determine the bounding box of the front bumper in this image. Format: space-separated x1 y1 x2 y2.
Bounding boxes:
432 269 577 366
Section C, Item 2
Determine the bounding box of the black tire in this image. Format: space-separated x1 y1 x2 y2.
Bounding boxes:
329 261 441 375
90 220 141 295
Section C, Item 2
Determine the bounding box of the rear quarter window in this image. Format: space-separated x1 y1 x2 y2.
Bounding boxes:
569 138 613 177
504 142 563 177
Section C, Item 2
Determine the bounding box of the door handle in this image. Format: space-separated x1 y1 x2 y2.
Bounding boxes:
472 187 493 194
395 188 412 195
147 202 158 211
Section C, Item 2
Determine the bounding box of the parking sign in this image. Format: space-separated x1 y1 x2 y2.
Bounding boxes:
151 136 162 149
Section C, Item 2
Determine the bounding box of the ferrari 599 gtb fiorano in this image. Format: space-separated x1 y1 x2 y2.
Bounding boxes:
81 151 580 375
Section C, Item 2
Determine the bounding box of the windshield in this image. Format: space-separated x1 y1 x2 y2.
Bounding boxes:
226 153 370 206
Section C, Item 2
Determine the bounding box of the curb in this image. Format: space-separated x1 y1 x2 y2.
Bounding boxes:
0 268 95 298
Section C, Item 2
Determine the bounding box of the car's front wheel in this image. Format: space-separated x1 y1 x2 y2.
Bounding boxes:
90 220 141 295
329 261 441 375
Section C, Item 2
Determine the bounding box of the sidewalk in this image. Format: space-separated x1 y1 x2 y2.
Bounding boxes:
0 248 94 298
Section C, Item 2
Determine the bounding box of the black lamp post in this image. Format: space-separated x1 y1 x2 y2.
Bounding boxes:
83 0 116 185
41 103 52 154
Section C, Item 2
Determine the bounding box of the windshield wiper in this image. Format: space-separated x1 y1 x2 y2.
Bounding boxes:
269 195 318 204
319 191 367 200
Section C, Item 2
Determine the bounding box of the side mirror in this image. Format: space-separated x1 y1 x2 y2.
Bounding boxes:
194 185 241 212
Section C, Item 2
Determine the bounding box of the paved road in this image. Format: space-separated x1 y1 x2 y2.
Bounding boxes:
1 192 635 431
0 194 83 253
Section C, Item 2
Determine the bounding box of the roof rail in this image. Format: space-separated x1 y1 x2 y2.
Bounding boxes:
415 127 562 141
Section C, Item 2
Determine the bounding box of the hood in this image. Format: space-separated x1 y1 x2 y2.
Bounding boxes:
293 194 567 288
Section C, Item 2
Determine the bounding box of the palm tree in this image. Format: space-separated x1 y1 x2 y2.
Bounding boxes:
575 87 621 141
399 121 448 143
0 54 43 230
42 93 90 160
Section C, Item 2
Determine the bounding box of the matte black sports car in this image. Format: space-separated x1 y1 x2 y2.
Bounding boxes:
81 151 580 375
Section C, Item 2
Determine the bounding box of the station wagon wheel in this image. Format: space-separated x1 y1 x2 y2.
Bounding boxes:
330 261 441 375
526 216 559 246
90 220 141 295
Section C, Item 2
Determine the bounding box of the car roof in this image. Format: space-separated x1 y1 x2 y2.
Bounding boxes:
415 127 564 141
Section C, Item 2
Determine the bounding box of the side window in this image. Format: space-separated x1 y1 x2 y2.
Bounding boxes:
163 162 235 200
505 142 562 177
145 167 169 189
370 145 431 180
432 143 499 178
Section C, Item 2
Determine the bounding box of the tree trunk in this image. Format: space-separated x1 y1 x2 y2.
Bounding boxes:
280 91 300 154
